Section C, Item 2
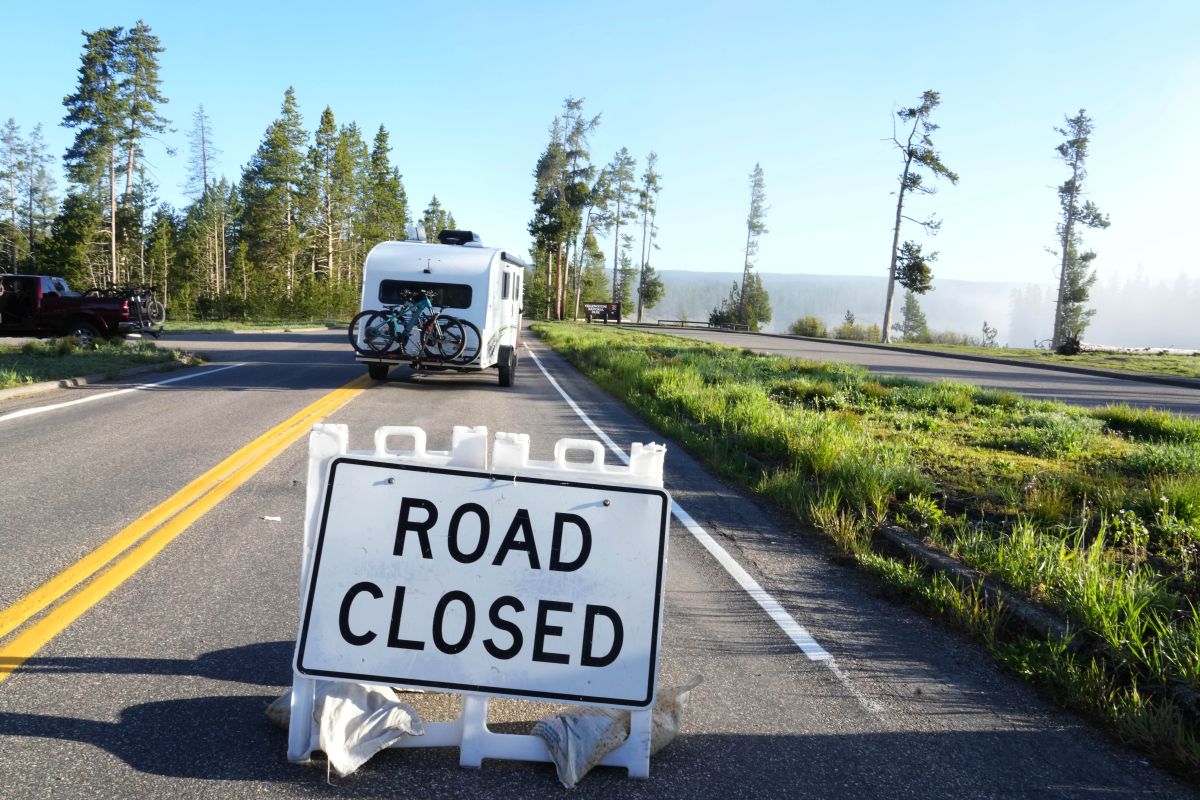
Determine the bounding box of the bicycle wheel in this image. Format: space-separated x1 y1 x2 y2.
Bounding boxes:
365 311 405 355
146 299 166 324
454 320 482 364
421 316 467 361
349 310 391 355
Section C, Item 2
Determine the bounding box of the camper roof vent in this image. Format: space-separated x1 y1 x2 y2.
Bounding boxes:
437 229 482 246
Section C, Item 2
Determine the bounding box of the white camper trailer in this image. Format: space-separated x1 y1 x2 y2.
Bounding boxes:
352 230 526 386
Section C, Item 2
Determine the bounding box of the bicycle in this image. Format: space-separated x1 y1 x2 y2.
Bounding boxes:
348 290 466 362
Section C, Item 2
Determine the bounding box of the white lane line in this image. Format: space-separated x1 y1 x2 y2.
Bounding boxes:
523 343 880 712
0 364 245 424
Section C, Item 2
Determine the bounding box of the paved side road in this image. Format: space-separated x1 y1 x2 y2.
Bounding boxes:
645 327 1200 415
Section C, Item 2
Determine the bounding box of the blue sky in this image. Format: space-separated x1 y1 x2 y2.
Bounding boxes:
3 1 1198 287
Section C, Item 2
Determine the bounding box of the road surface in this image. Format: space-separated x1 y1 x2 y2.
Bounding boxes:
0 329 1192 798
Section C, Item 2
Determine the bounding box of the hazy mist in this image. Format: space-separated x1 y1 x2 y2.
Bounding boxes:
644 270 1200 350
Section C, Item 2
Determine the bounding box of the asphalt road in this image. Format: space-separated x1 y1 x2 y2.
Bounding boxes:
645 327 1200 415
0 329 1194 798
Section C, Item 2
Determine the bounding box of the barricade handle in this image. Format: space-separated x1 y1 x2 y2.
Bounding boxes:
374 426 428 458
553 438 606 469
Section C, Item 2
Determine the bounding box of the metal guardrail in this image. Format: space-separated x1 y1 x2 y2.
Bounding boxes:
656 320 749 332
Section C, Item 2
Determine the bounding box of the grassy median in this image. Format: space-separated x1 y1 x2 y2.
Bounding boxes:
535 322 1200 775
890 342 1200 381
0 338 199 389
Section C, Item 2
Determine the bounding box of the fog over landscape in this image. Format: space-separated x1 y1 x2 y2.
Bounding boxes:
648 270 1200 350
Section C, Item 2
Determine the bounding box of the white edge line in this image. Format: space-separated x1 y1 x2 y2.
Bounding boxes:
523 342 882 712
523 343 830 660
0 363 246 424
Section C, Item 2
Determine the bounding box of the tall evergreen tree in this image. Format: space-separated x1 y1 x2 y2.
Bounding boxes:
738 163 767 322
605 147 637 304
636 151 663 321
0 119 24 270
895 290 929 342
239 86 307 296
22 124 57 268
360 125 408 247
186 104 219 197
422 195 454 240
882 90 957 343
117 20 169 199
1051 109 1109 347
62 26 125 283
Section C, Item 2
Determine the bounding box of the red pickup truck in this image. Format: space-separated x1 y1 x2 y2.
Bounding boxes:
0 274 158 346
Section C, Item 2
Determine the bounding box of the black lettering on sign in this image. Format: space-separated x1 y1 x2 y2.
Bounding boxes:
549 512 592 572
448 503 489 563
432 590 475 654
395 497 436 559
483 595 524 660
339 581 381 646
532 599 572 664
492 508 541 569
581 604 624 667
386 585 424 650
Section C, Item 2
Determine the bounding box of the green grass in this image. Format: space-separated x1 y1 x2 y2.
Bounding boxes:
0 339 198 388
535 322 1200 775
891 342 1200 381
164 319 344 333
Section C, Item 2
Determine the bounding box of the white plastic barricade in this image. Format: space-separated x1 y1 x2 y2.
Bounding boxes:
288 424 669 778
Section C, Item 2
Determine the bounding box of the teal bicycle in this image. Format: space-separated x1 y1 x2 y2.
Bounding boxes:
348 290 467 361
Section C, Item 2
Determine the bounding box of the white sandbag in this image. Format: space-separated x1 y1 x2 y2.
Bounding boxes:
319 683 424 777
267 682 425 777
533 707 629 789
534 675 703 788
650 675 703 754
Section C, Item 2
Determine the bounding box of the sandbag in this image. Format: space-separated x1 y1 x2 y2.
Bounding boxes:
267 682 425 777
534 675 703 788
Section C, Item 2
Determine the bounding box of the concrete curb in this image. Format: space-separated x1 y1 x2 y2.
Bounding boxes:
634 323 1200 391
0 362 190 403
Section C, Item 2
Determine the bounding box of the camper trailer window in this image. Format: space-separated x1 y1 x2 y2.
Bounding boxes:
502 272 510 300
379 280 472 309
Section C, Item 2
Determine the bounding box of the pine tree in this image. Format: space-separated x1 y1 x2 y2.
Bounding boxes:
62 26 125 283
1051 110 1109 348
738 163 768 324
360 125 408 247
636 151 663 321
606 147 637 304
23 124 56 268
186 105 219 197
895 290 929 342
117 20 169 199
0 119 24 270
882 91 957 342
239 86 308 298
422 195 453 240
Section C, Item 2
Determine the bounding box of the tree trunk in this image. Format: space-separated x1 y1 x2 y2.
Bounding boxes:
109 147 118 285
125 142 136 199
881 179 907 343
637 207 649 322
611 196 621 302
545 249 554 320
1052 162 1081 348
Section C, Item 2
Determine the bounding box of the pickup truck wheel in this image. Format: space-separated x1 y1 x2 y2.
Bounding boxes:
367 363 390 380
67 321 102 349
497 345 517 387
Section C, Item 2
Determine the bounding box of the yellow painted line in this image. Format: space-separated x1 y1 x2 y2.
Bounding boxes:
0 375 369 683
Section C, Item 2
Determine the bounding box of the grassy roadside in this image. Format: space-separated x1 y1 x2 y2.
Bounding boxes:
0 339 200 389
164 319 344 333
535 322 1200 776
880 342 1200 381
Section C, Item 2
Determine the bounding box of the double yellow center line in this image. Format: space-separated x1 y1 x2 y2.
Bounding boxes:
0 375 370 684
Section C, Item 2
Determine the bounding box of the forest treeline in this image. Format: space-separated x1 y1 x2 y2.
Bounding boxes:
0 21 456 320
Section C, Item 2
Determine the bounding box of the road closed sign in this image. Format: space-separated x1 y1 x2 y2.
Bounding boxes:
295 458 671 708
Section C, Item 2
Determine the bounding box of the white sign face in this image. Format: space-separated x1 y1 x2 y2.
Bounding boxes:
295 458 671 708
